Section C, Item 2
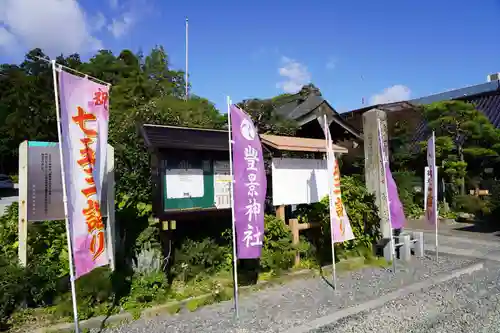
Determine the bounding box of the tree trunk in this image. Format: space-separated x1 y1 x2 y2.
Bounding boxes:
458 144 465 195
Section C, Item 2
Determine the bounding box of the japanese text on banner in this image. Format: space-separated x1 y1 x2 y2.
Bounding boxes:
230 105 266 259
59 70 110 278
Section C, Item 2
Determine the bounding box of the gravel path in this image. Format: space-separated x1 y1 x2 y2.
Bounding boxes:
95 254 477 333
311 259 500 333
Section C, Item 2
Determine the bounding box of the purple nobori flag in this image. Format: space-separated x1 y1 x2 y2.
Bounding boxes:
425 133 438 225
377 123 406 230
230 105 266 259
385 164 406 229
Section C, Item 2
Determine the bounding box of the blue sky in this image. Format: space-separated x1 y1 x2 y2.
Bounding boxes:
1 0 500 113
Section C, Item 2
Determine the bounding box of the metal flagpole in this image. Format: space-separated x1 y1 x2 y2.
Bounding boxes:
323 115 337 290
51 60 80 333
377 119 396 273
185 17 189 100
227 96 239 318
433 131 439 261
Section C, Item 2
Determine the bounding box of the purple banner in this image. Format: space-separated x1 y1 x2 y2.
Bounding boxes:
385 165 406 229
378 123 406 230
230 105 266 259
426 133 438 225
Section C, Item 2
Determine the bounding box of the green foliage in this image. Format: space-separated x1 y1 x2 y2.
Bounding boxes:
392 171 424 219
0 45 388 330
421 100 500 196
296 175 381 264
132 242 165 275
0 257 25 330
0 203 18 259
453 195 491 217
259 215 296 272
172 238 230 282
54 268 114 320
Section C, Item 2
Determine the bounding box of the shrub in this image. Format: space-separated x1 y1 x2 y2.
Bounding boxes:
0 203 19 260
123 271 170 308
132 242 165 275
296 175 381 264
0 256 26 330
392 171 424 219
53 268 114 320
259 215 296 272
453 194 491 217
172 238 230 282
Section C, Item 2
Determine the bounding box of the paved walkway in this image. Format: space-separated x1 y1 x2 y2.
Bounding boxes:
406 218 500 261
407 217 500 242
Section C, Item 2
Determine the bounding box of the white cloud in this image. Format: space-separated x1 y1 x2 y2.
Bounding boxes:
276 56 311 93
0 0 103 56
92 12 107 32
108 12 135 38
0 26 16 48
109 0 119 10
326 57 337 70
370 84 411 105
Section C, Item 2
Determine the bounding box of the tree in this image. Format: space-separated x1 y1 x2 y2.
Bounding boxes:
237 95 297 136
421 100 500 195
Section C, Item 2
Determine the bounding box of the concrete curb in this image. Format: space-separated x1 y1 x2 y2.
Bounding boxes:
36 257 367 333
286 262 485 333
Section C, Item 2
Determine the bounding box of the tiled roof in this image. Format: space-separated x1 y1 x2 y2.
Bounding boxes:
411 92 500 144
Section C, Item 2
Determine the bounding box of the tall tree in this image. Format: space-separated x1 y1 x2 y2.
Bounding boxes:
422 100 500 195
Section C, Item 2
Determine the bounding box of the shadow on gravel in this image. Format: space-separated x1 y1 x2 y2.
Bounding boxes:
318 266 336 291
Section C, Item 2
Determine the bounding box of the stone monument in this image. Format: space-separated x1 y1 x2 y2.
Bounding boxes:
362 109 391 239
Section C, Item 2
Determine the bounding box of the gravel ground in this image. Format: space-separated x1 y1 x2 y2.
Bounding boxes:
311 259 500 333
95 254 477 333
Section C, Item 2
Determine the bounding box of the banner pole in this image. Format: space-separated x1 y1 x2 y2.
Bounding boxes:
323 115 337 290
377 119 396 274
51 60 80 333
227 96 239 318
433 131 439 261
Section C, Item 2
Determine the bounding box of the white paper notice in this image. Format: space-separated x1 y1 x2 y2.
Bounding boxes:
214 161 231 209
166 169 204 199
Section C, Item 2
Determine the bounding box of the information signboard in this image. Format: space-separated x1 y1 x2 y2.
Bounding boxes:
162 157 231 211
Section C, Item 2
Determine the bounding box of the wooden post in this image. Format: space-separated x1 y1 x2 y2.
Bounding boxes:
276 205 286 221
18 141 28 267
289 219 300 266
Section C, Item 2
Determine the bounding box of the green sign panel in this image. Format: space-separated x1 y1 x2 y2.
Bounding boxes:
162 156 231 211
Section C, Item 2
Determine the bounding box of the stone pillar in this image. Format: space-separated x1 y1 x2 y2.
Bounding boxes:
362 109 390 239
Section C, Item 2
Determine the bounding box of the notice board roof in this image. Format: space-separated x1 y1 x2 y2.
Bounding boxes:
260 134 348 154
141 124 229 151
140 124 348 153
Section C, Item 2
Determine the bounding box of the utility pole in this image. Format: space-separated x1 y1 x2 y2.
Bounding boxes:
185 17 189 100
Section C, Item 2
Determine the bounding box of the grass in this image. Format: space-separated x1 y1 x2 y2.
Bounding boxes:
7 255 389 333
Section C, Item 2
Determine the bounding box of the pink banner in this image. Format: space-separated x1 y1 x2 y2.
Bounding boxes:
323 117 355 243
58 70 110 278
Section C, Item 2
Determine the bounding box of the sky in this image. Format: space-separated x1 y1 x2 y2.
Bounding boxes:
1 0 500 113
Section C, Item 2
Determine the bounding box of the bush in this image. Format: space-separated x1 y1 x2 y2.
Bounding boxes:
53 268 114 320
392 171 424 219
172 238 230 282
296 175 381 264
453 194 491 217
259 215 296 272
123 271 170 309
0 256 26 330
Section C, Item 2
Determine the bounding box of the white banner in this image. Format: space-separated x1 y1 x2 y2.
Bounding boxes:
424 166 429 209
